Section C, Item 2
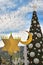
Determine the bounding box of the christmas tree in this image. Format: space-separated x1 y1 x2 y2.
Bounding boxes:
27 11 43 65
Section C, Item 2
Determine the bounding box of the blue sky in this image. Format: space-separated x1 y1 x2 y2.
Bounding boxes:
0 0 43 47
0 0 43 34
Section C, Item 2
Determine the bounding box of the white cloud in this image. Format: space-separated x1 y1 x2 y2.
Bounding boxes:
0 0 16 13
0 0 43 34
0 4 32 33
0 0 7 2
0 0 43 14
0 0 43 47
0 12 26 33
18 0 43 13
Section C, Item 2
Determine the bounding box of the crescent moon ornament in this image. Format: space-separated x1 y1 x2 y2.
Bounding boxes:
20 31 32 45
